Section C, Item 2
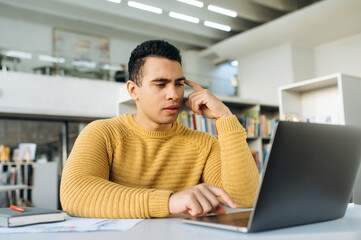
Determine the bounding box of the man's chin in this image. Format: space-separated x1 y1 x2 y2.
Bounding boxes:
160 113 179 123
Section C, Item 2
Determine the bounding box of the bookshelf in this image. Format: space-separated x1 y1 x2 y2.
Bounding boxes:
279 73 361 126
0 162 58 209
117 93 279 173
0 162 33 207
278 73 361 204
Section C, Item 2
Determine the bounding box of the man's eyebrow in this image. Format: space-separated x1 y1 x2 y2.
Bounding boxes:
151 79 170 83
150 77 185 82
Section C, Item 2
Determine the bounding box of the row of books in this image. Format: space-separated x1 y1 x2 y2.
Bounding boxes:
178 110 217 136
0 164 33 207
178 110 278 139
251 151 262 172
251 143 272 173
260 115 278 138
237 110 259 138
0 164 33 186
238 113 278 138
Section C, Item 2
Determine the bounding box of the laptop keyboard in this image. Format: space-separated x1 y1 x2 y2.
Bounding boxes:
186 211 251 227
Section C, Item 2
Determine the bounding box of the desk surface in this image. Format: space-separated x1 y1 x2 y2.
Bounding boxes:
6 204 361 240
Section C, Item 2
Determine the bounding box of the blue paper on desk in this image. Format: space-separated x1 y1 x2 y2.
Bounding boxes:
0 213 143 233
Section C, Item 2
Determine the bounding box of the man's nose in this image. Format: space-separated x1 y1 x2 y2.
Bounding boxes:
166 85 179 100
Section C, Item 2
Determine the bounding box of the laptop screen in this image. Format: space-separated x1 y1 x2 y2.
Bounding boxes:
249 121 361 232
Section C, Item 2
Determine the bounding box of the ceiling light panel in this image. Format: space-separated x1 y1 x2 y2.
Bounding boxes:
38 55 65 63
5 50 32 59
72 60 96 69
177 0 204 8
127 1 163 14
230 60 238 67
207 5 237 18
169 12 199 23
204 21 231 32
106 0 121 3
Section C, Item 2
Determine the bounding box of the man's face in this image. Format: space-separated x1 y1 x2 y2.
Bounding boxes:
131 57 185 130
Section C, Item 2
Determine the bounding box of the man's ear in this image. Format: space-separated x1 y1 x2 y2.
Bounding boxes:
127 80 138 101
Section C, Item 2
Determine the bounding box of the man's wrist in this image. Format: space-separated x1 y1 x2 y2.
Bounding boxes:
217 110 233 120
215 115 244 135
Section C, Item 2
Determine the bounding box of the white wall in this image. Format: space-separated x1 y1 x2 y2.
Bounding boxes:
291 44 315 82
0 16 134 118
0 16 139 66
0 16 52 53
0 16 53 73
0 15 205 118
3 8 361 109
178 50 237 96
314 32 361 78
0 72 128 118
237 43 294 105
235 42 317 105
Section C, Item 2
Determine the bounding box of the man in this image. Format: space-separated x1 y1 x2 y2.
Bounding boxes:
60 40 259 218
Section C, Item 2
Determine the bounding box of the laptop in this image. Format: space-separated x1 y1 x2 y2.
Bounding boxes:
182 121 361 233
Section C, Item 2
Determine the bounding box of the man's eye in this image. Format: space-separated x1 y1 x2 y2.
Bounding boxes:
156 84 165 87
176 83 184 86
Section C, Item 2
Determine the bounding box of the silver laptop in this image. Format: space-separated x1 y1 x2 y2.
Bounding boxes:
182 121 361 233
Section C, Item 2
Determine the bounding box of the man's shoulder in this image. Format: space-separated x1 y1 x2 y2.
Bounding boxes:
84 115 130 136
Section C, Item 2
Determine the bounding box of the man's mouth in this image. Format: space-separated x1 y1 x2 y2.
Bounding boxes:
164 105 180 110
164 105 180 114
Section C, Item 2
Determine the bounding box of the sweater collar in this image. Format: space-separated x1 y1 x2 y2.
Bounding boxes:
125 113 179 138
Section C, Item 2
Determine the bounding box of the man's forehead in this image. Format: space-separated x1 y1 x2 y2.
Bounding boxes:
141 57 184 82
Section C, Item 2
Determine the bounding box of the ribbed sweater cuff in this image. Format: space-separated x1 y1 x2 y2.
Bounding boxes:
216 115 244 134
149 190 173 218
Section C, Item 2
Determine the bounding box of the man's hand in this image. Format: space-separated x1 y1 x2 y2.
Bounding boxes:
169 183 237 216
185 80 232 120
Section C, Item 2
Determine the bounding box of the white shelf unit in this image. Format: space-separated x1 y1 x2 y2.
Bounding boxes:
278 73 361 204
0 162 58 209
0 162 33 206
279 73 361 125
117 94 279 173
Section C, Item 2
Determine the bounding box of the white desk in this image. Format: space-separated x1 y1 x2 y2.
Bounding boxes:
6 204 361 240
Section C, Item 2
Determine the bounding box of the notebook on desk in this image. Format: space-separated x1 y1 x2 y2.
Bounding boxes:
183 121 361 233
0 207 64 227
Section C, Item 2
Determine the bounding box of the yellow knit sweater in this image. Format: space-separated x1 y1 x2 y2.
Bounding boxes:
60 114 259 218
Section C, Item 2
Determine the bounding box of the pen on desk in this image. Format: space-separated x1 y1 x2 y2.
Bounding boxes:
10 205 24 212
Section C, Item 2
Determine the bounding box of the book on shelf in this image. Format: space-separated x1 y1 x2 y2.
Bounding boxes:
1 162 34 207
1 163 33 187
235 110 259 138
251 151 262 172
260 115 278 138
178 110 217 136
262 143 272 166
236 111 278 139
0 207 64 227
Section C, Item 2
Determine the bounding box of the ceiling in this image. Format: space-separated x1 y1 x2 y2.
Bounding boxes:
204 0 361 59
0 0 320 49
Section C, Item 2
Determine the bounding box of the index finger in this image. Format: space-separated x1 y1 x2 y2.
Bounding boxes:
184 80 203 92
207 185 237 209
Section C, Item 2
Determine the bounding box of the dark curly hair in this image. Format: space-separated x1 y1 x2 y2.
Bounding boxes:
128 40 182 86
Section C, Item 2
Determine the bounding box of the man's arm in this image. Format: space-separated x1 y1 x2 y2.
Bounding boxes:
182 80 259 207
60 121 172 218
202 116 260 207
